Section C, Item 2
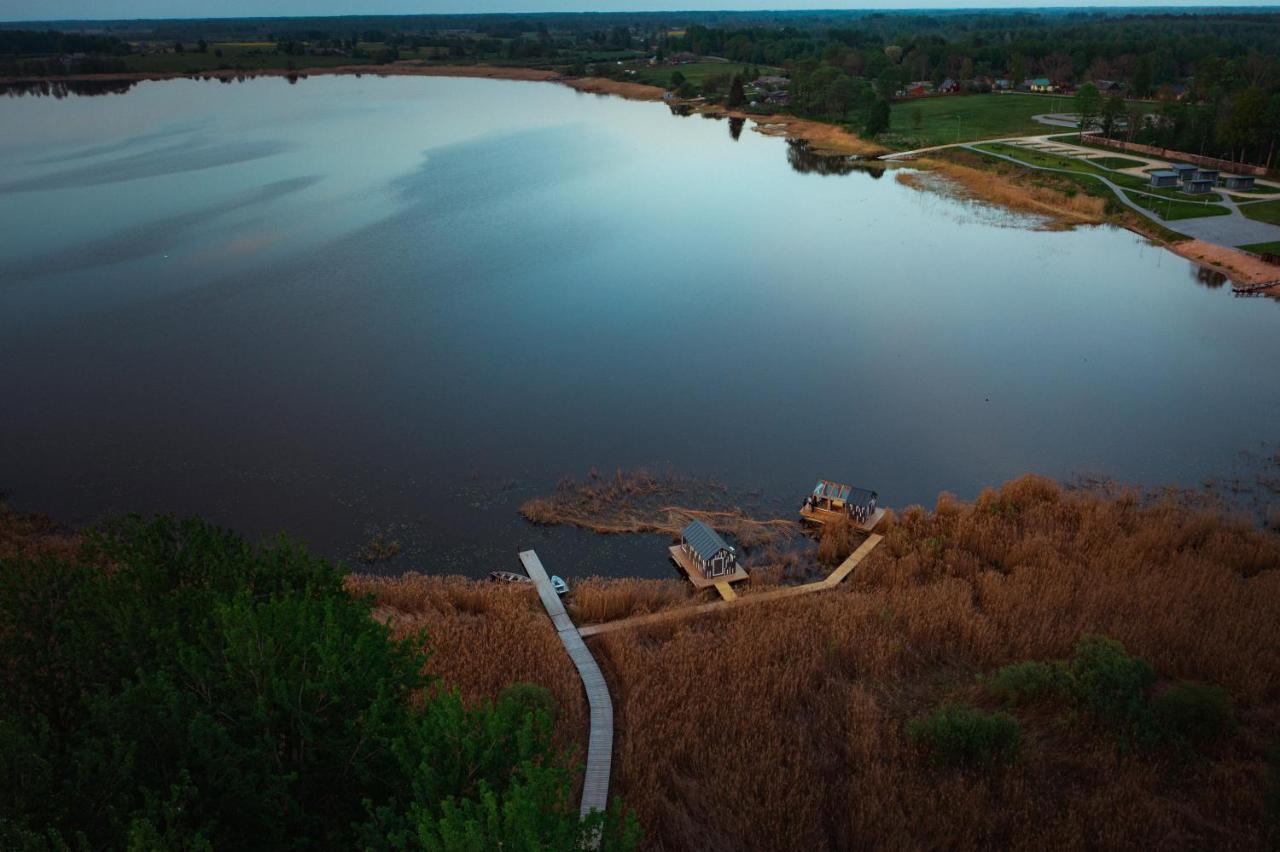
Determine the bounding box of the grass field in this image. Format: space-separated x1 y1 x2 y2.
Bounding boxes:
977 143 1224 201
1087 156 1146 169
1239 199 1280 225
1239 240 1280 254
882 93 1069 150
630 60 777 89
1122 190 1231 220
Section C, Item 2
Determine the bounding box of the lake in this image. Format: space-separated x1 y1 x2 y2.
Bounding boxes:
2 74 1277 577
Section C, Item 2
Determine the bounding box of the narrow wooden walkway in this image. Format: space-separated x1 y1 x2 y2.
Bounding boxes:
579 533 883 638
519 550 613 820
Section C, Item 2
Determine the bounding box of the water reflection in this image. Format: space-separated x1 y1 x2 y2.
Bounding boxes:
1193 266 1227 289
728 116 744 141
2 79 138 98
786 139 885 178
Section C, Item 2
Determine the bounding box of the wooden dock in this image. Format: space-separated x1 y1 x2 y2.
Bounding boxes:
668 545 749 589
518 550 613 820
799 505 886 533
579 533 883 638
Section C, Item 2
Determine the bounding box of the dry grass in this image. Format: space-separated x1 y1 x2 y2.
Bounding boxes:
899 156 1107 228
563 76 666 101
587 476 1280 850
520 469 799 550
817 516 861 566
566 576 692 624
0 500 79 561
750 115 887 157
344 573 587 752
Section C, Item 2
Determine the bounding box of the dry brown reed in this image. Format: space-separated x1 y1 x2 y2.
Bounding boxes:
566 576 692 625
587 475 1280 850
520 469 799 549
898 155 1107 227
817 516 860 565
345 572 588 752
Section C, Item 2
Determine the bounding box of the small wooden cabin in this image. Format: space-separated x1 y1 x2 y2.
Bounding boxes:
679 519 737 579
1170 164 1198 181
1149 170 1179 188
1183 178 1215 195
802 480 879 525
1221 175 1255 190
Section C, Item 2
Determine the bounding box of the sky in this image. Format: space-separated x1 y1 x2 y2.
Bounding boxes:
1 0 1277 23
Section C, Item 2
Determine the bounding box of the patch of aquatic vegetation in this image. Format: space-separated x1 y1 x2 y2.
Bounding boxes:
519 468 800 549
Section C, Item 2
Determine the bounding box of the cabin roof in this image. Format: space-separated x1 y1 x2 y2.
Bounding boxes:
681 519 733 561
1171 163 1197 172
813 480 878 506
1150 170 1179 178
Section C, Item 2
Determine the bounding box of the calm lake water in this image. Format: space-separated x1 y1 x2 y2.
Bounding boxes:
2 75 1278 577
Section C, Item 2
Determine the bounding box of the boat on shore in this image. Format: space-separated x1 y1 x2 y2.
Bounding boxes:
489 570 532 585
551 575 569 595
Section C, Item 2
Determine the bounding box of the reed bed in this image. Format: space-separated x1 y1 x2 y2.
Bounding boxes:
520 469 799 549
586 475 1280 849
566 576 693 625
345 573 587 751
899 155 1107 227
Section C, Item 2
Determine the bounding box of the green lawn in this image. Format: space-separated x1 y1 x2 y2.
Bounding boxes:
1238 240 1280 254
883 93 1069 150
977 143 1222 201
631 60 774 89
1087 156 1146 170
1121 190 1231 220
1239 199 1280 225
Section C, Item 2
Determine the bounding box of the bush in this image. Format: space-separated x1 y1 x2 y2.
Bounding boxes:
0 516 638 851
986 660 1072 706
1069 634 1156 740
1152 680 1233 744
907 703 1020 768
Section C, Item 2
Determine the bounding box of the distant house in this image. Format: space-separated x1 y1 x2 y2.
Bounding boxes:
1183 178 1215 195
801 480 880 526
667 51 697 65
678 520 737 580
1093 79 1124 93
1194 168 1220 184
1221 174 1255 190
1150 170 1180 188
764 90 789 105
1029 77 1056 93
1170 164 1198 181
754 75 788 90
993 77 1012 91
939 78 959 94
902 81 934 98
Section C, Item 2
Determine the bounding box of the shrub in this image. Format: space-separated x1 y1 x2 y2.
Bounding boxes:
987 660 1072 706
1069 634 1156 740
1151 681 1233 744
0 516 638 851
907 703 1020 768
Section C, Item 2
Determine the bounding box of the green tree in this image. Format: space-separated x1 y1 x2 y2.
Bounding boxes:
1010 54 1026 88
0 517 638 851
1075 82 1102 134
728 73 745 108
1100 93 1125 138
864 98 891 137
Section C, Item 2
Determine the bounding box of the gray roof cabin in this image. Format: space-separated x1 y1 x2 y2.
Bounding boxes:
1150 170 1179 187
680 520 737 579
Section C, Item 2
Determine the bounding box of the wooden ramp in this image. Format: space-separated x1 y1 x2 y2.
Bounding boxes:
579 533 883 638
713 581 737 601
519 550 612 820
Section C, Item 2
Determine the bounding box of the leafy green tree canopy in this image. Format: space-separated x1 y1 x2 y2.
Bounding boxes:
0 516 638 851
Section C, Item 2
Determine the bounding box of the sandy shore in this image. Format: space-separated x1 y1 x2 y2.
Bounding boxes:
1170 240 1280 292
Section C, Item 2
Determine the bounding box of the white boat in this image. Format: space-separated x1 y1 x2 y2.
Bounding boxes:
550 575 569 595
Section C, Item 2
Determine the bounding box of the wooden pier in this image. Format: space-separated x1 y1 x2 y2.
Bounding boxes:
518 550 613 820
579 532 884 638
799 504 886 533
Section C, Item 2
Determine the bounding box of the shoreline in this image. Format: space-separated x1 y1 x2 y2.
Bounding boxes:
5 62 1274 292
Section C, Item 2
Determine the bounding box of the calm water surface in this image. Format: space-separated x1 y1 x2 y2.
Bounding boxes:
2 75 1277 577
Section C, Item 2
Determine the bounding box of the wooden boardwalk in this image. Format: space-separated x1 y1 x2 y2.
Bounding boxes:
579 533 883 638
518 550 613 820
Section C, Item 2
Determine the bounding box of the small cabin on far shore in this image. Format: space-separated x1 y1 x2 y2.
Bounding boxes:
1150 170 1179 188
679 519 738 579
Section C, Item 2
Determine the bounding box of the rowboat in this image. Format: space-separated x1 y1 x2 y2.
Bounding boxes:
489 570 532 585
551 575 569 595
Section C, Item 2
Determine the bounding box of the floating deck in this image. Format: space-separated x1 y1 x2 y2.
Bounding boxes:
669 545 749 589
518 550 612 820
800 505 886 532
